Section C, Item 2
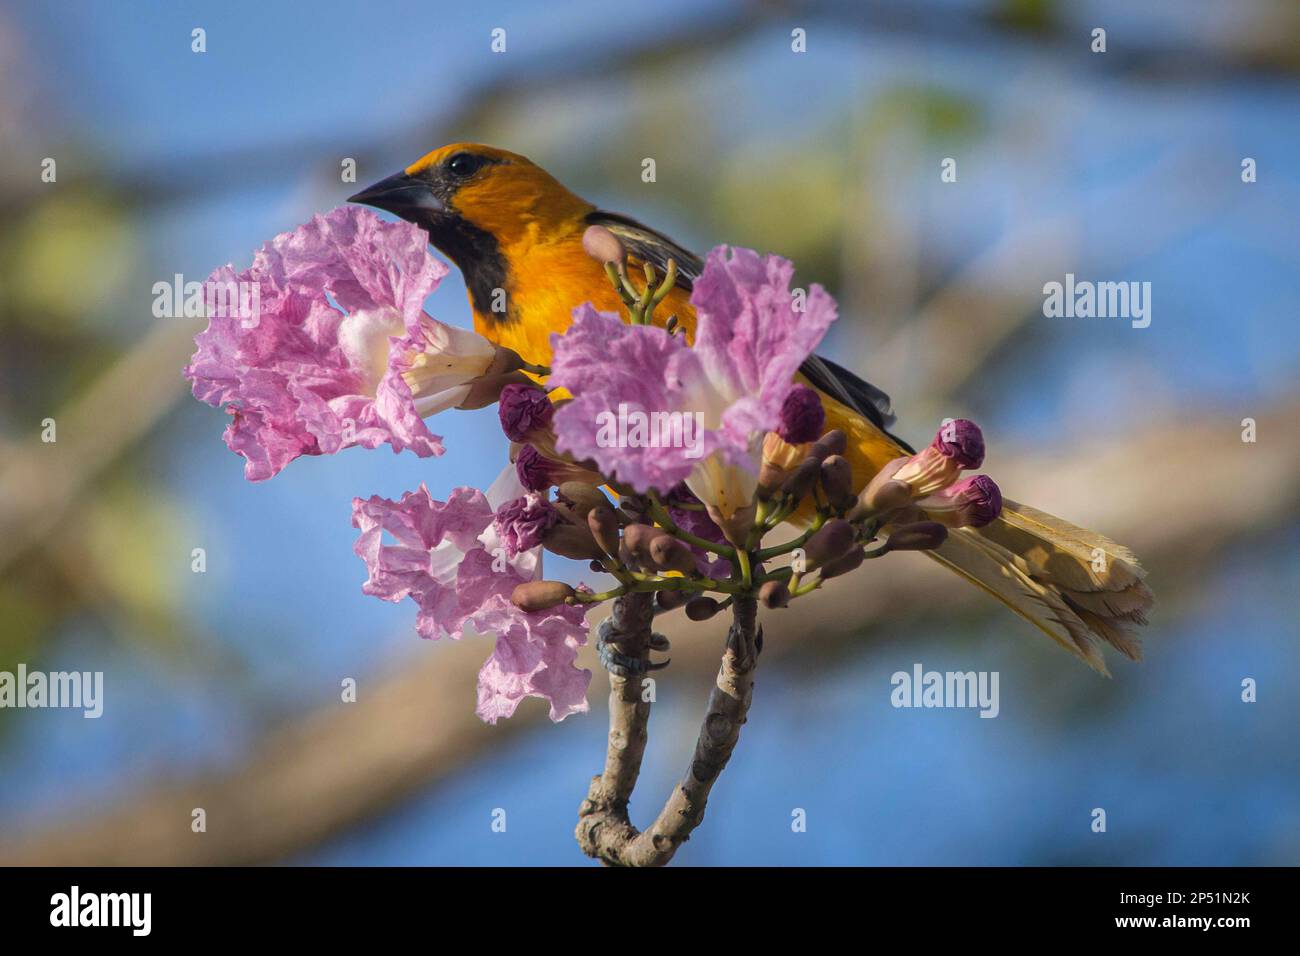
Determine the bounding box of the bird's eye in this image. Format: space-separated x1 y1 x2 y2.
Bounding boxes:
446 152 485 177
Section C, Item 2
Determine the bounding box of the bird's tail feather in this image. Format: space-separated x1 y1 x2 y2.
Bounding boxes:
925 500 1153 675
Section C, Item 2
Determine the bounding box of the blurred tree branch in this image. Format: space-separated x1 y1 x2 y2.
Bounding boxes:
0 322 197 573
5 0 1297 216
1 400 1294 866
869 146 1235 417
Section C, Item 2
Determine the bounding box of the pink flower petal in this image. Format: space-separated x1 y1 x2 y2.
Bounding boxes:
185 207 451 480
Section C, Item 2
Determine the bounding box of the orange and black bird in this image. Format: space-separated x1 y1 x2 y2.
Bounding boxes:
350 143 1152 672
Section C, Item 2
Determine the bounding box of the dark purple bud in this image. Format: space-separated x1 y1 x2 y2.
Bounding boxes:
498 383 554 442
494 494 559 558
777 385 825 444
957 475 1002 527
920 475 1003 528
515 444 553 492
931 419 985 469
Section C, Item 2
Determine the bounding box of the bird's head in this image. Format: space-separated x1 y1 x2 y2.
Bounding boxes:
348 143 592 257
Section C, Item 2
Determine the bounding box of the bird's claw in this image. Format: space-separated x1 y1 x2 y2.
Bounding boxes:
597 620 671 676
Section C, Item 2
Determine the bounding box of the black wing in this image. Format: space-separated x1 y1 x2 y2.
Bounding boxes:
798 352 911 451
587 210 702 290
585 210 911 450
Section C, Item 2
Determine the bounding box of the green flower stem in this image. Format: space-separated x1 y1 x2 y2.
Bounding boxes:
735 547 753 589
646 494 738 560
755 513 826 562
790 577 822 598
651 259 677 307
639 574 742 596
763 498 797 530
605 261 642 311
633 264 657 324
618 568 743 597
575 586 628 604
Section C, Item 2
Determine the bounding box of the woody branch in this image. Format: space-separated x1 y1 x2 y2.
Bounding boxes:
576 592 760 867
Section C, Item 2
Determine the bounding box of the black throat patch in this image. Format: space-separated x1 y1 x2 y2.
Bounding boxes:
418 215 513 326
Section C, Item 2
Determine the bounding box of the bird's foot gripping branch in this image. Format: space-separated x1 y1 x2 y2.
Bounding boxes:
182 207 1003 866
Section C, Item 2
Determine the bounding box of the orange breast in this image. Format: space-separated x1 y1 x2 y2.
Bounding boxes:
470 235 696 366
468 238 905 507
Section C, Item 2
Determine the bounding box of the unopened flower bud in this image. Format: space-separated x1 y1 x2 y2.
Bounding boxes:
454 346 530 409
513 444 604 492
819 546 865 580
494 494 558 558
514 444 552 492
587 504 621 558
498 383 554 443
542 522 604 561
582 224 627 269
892 420 985 498
883 521 949 553
931 419 984 469
685 596 723 621
780 457 822 501
511 580 576 612
759 579 790 609
819 454 854 510
810 428 847 462
805 518 855 567
777 385 825 444
656 589 689 611
554 482 611 520
649 535 697 575
848 457 912 520
622 522 670 563
917 475 1003 529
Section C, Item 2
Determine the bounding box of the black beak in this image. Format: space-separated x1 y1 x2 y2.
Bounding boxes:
348 170 444 217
